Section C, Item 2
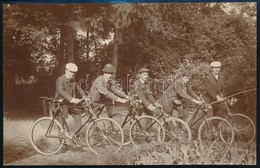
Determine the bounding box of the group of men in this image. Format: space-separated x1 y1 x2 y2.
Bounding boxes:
52 60 227 151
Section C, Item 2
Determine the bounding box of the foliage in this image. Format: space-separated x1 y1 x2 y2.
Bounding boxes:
3 3 256 113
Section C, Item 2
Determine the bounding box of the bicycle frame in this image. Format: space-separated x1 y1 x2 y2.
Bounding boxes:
48 102 107 139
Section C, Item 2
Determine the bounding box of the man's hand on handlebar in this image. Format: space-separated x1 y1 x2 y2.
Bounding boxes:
70 98 82 104
117 98 128 103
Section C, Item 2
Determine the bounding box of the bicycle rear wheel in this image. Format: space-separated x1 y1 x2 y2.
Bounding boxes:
86 117 124 155
129 115 165 147
225 113 255 144
198 117 234 146
162 117 192 143
30 117 64 155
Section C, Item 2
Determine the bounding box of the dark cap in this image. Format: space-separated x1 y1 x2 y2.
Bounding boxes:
138 68 149 74
181 70 193 78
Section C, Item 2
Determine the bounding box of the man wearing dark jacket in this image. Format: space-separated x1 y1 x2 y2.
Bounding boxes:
52 63 85 151
88 63 128 117
158 70 203 120
203 61 227 117
130 67 160 115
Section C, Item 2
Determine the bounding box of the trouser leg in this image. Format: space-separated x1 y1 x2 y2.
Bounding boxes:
69 108 82 135
212 103 228 128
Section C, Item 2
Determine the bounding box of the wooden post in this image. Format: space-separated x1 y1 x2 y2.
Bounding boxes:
45 97 54 117
39 97 48 115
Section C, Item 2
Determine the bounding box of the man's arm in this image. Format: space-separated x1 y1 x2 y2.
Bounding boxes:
92 79 121 101
132 81 153 108
187 84 200 99
110 82 128 99
175 81 195 102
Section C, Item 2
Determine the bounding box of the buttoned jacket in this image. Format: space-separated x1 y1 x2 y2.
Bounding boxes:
203 72 225 103
88 75 127 103
159 78 199 113
131 78 156 108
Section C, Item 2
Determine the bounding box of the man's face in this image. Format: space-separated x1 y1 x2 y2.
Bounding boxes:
104 72 113 79
182 76 191 84
212 67 221 75
65 69 76 80
139 72 149 81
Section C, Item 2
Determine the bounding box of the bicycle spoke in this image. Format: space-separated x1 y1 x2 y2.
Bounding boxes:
86 118 123 155
226 114 255 143
30 117 64 155
130 116 165 147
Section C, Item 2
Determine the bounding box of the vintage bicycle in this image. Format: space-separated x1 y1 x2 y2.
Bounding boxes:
185 89 256 145
30 97 124 156
154 104 193 143
109 94 166 147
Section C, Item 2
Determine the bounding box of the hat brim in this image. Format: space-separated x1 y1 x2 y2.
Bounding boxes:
138 71 149 74
102 69 114 73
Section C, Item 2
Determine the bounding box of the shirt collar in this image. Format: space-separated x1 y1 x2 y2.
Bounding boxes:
103 75 109 82
65 74 70 80
212 73 219 79
140 78 145 84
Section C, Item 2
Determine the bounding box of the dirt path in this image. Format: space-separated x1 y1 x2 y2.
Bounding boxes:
6 147 111 165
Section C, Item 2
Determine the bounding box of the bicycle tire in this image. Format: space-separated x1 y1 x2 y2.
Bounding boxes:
129 115 165 147
225 113 256 144
112 112 132 145
30 117 65 155
185 112 200 139
86 117 124 155
161 117 192 142
198 117 234 146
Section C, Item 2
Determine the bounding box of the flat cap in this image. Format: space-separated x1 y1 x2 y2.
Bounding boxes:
138 67 149 74
65 63 78 72
210 61 221 67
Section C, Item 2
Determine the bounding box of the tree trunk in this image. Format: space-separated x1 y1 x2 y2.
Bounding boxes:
111 28 119 78
86 28 90 63
65 5 75 63
3 63 16 109
56 25 66 76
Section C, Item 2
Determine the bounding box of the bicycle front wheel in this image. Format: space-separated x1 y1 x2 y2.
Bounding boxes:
30 117 64 155
225 113 255 144
129 115 165 147
162 117 192 143
198 117 234 146
112 112 132 145
86 117 124 155
185 112 201 140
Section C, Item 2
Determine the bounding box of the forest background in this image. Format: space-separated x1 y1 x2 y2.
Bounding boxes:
3 2 256 117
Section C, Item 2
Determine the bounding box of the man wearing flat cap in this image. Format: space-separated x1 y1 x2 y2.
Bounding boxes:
203 61 227 122
52 62 86 151
130 67 160 115
88 63 128 117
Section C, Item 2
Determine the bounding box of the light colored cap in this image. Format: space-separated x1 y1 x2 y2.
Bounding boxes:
102 63 115 73
210 61 221 67
65 63 78 72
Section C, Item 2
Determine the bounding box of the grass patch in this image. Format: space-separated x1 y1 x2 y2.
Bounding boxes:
3 108 256 165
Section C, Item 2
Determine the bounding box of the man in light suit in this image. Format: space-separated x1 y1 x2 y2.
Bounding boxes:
88 63 128 117
203 61 227 117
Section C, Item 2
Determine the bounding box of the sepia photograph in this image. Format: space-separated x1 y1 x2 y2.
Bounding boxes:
3 2 256 165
